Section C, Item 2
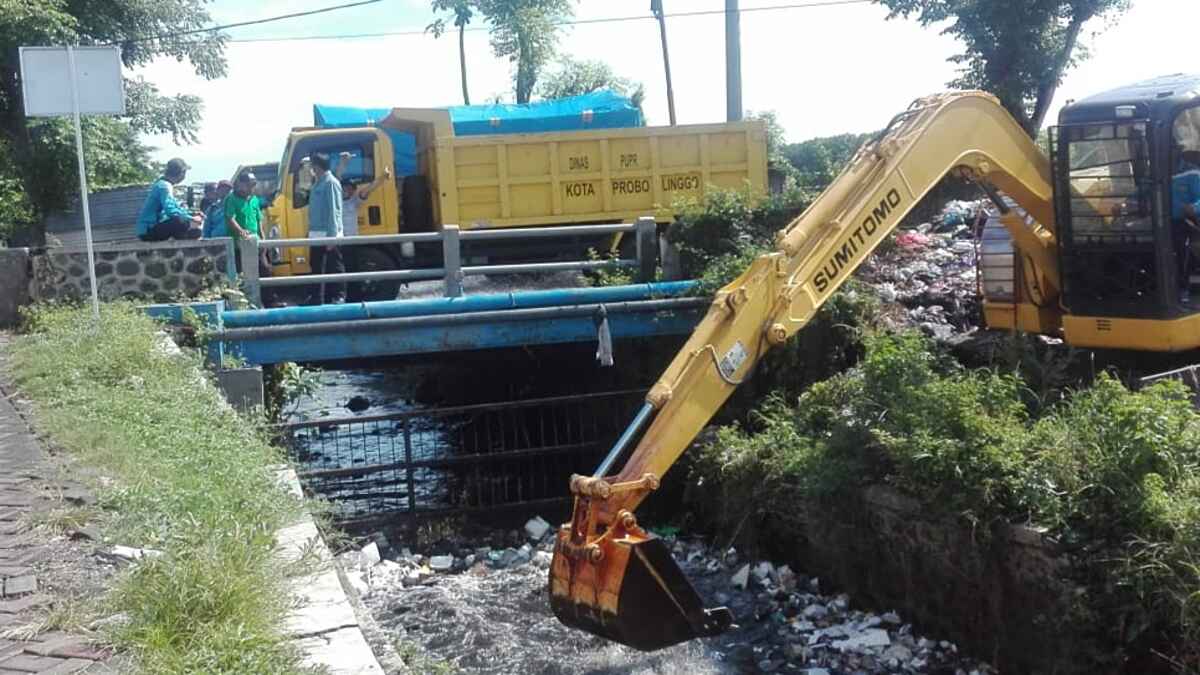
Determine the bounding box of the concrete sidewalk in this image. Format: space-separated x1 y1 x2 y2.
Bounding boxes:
0 352 116 673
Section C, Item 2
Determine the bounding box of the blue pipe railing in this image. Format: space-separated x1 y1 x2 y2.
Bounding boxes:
222 281 699 328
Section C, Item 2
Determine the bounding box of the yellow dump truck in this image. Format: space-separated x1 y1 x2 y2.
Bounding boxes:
264 108 767 288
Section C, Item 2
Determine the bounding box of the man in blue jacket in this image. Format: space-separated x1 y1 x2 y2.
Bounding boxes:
136 158 202 241
201 180 233 239
306 153 346 304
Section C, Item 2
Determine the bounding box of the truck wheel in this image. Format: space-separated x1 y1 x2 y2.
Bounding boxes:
349 247 400 303
402 175 434 232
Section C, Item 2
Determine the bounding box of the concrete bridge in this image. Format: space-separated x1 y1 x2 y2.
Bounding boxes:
146 280 705 367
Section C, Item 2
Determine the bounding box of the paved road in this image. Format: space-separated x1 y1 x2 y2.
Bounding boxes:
0 340 116 674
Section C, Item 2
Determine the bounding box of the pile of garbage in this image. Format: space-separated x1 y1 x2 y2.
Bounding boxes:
858 200 988 340
342 517 994 674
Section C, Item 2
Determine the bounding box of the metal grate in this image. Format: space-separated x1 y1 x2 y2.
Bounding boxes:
280 390 646 525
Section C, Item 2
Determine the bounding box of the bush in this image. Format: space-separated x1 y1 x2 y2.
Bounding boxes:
667 185 811 291
689 331 1200 668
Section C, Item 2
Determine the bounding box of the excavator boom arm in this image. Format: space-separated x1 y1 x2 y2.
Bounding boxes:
550 91 1059 651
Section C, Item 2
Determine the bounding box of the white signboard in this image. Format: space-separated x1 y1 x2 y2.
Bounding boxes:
19 46 125 117
19 45 127 321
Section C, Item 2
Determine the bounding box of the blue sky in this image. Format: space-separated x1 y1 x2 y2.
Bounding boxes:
135 0 1197 182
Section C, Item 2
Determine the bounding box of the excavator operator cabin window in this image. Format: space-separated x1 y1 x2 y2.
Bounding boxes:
1063 121 1151 244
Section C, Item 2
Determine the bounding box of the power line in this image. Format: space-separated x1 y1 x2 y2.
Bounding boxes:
219 0 873 44
122 0 384 45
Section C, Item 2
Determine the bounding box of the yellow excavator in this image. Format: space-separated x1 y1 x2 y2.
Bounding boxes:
548 73 1200 650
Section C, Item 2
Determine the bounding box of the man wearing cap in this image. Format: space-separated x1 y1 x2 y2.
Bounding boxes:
136 158 202 241
201 180 233 239
199 182 219 212
306 152 346 304
225 171 271 275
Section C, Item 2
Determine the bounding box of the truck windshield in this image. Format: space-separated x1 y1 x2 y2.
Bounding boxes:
1062 121 1151 243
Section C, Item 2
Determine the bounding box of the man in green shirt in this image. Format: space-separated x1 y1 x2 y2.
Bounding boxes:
225 171 261 240
225 171 269 275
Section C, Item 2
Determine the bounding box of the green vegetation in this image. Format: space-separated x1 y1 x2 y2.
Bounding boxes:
690 331 1200 668
667 185 812 294
9 303 309 674
783 132 873 190
475 0 575 103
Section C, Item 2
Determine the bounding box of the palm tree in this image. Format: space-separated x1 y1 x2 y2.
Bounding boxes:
428 1 475 105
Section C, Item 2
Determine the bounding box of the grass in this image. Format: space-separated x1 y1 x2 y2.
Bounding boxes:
8 302 311 674
23 504 101 536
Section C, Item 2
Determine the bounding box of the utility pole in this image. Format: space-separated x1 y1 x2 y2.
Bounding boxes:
651 0 677 126
725 0 742 122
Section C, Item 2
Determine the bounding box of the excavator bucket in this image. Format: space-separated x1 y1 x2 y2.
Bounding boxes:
550 530 733 651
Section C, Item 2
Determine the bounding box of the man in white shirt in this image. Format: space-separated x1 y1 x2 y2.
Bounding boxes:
335 152 392 237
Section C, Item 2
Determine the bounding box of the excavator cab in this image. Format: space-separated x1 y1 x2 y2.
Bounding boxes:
1051 74 1200 348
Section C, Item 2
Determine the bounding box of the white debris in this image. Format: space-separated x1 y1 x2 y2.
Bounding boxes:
429 555 455 572
345 569 369 596
524 516 552 541
802 604 829 620
753 561 775 583
833 628 891 652
533 551 553 568
361 542 381 566
730 564 751 590
110 545 163 561
777 565 797 591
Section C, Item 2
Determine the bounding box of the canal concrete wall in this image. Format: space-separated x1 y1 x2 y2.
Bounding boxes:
276 467 385 674
793 486 1080 674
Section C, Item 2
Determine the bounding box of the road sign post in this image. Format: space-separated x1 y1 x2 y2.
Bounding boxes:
19 46 125 321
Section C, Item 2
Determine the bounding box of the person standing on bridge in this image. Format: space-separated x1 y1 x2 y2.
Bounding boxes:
307 153 346 304
201 180 233 239
226 172 271 276
136 158 202 242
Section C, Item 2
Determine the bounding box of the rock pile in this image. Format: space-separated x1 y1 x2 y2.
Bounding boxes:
342 517 994 674
858 200 988 340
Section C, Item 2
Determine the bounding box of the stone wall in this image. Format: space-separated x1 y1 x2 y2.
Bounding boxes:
791 487 1084 674
31 240 233 303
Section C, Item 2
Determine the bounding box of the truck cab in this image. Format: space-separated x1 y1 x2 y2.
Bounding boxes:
1050 73 1200 348
270 127 401 277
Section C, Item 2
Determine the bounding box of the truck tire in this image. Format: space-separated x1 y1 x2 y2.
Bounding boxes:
348 247 401 303
402 175 434 232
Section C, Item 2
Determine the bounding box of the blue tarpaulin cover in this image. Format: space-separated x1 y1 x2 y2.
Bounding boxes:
312 90 643 176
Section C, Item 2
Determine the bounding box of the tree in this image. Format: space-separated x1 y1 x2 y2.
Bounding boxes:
0 0 225 240
476 0 574 103
875 0 1131 134
535 56 644 109
783 132 874 188
746 110 796 182
428 0 476 105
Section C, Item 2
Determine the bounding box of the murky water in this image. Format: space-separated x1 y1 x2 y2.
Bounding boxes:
367 552 731 675
287 367 425 422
